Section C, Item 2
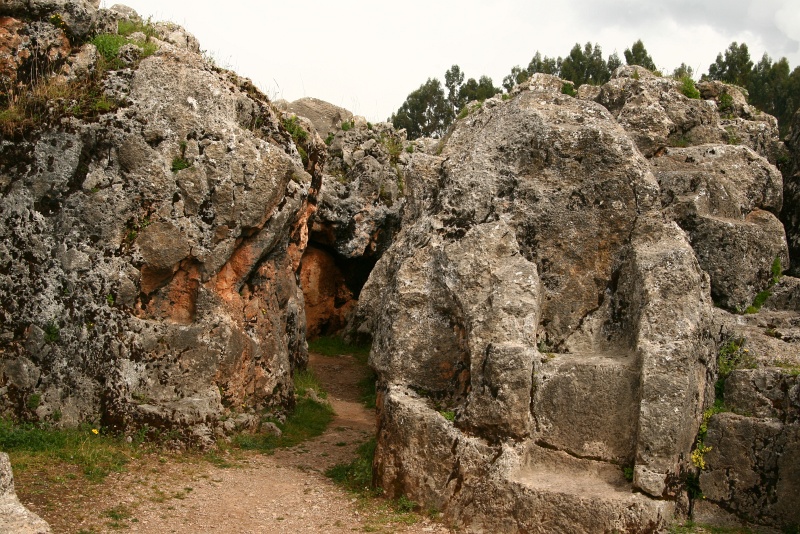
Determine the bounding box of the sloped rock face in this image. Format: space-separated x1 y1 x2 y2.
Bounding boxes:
355 71 796 532
0 5 320 443
650 144 788 310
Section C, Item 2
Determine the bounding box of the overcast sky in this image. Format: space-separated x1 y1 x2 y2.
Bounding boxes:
112 0 800 122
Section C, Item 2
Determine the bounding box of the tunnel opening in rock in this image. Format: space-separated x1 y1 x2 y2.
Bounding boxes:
299 243 376 340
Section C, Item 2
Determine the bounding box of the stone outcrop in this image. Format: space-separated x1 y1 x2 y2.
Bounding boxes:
354 75 718 532
299 116 412 337
0 453 52 533
650 144 788 310
279 97 353 139
0 4 321 443
352 71 797 532
2 3 799 532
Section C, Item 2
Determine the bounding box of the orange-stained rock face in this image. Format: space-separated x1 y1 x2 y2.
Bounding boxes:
300 246 356 338
0 16 70 86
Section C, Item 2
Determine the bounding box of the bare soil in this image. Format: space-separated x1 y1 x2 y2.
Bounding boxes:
14 352 453 533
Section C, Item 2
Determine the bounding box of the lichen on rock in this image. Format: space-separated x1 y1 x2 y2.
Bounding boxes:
0 3 321 445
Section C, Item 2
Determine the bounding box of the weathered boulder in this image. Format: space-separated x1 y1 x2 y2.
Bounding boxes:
596 66 780 162
0 0 100 40
699 414 800 530
281 97 353 138
650 142 788 311
0 453 52 533
312 119 407 261
295 116 411 337
0 5 320 443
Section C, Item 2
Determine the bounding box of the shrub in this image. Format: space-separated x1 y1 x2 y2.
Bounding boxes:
680 76 700 99
718 92 734 112
282 116 308 143
171 156 191 173
341 120 353 131
43 321 60 344
561 82 577 97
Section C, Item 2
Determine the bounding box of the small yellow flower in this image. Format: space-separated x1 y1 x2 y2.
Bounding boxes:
91 428 99 435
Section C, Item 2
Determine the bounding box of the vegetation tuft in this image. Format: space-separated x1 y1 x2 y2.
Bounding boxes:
680 76 700 99
561 82 577 97
0 18 161 138
744 256 782 314
0 419 133 483
232 397 333 452
325 438 377 493
307 335 370 358
233 368 333 452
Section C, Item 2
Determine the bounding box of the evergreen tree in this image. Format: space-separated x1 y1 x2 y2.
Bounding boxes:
672 63 694 79
392 68 500 139
624 39 657 71
707 42 752 87
559 42 611 87
607 52 622 74
390 78 450 139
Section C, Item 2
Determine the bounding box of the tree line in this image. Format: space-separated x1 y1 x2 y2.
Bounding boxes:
391 40 800 139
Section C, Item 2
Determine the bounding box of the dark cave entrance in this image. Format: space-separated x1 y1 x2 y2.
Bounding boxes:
298 242 376 340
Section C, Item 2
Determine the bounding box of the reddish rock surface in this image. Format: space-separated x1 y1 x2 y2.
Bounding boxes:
300 246 356 338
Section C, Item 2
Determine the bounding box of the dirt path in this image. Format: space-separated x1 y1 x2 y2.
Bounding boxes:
20 352 452 533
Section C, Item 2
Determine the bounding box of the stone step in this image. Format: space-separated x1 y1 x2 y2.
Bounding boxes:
533 352 640 464
506 445 672 534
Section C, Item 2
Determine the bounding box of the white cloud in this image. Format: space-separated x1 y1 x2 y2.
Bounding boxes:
112 0 800 122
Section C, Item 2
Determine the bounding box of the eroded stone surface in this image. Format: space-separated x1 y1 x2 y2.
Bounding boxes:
0 5 320 443
354 74 718 531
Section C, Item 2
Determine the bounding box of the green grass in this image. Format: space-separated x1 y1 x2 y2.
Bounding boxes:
91 33 128 63
307 335 370 358
117 18 157 39
293 368 327 399
307 335 375 409
0 419 133 483
325 438 376 493
358 369 377 409
232 397 333 452
561 82 577 97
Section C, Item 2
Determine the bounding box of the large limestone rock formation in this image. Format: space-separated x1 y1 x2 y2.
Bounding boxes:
0 4 321 443
353 72 798 532
0 453 51 533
